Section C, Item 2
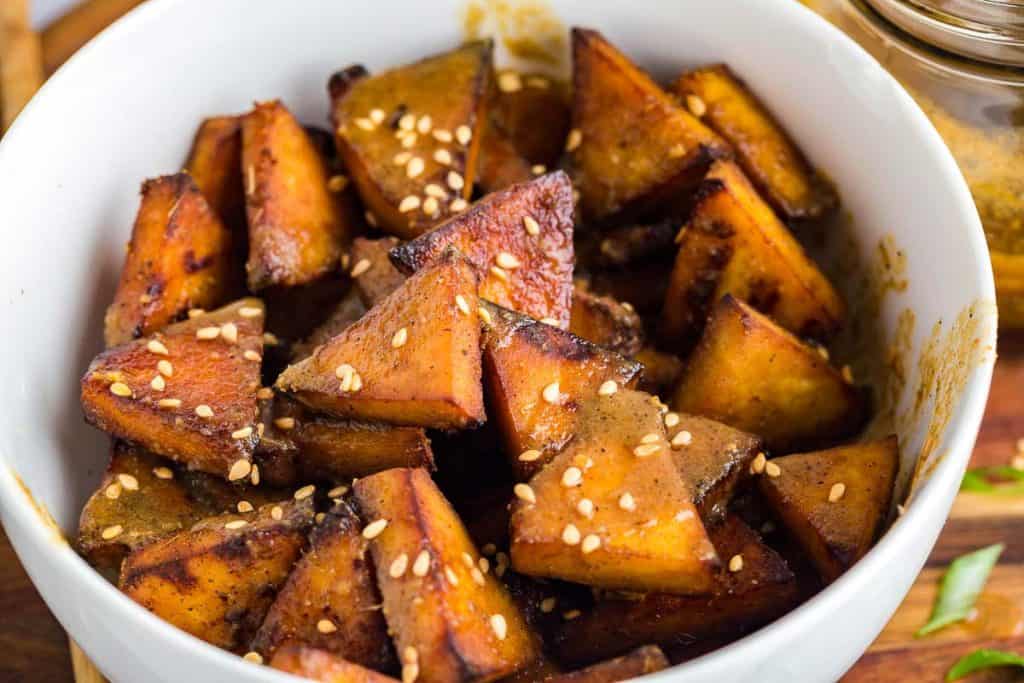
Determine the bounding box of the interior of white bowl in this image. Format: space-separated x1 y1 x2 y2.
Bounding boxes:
0 0 997 681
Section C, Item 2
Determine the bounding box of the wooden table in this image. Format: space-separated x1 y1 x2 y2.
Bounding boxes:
3 333 1024 681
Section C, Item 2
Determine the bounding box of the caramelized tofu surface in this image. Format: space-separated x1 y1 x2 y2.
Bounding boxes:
390 172 575 326
270 645 400 682
489 71 570 167
183 115 246 231
329 42 491 239
476 118 535 193
671 296 867 452
293 416 435 482
291 289 367 362
104 173 236 347
633 348 684 398
242 100 352 289
546 646 668 683
568 28 729 222
660 160 844 351
355 468 538 683
350 236 408 308
119 499 313 651
276 249 484 429
758 436 898 582
672 64 837 220
252 501 396 669
82 299 265 478
510 390 719 594
480 301 641 478
568 282 644 356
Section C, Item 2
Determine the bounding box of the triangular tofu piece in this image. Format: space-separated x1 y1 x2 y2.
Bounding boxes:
390 172 575 325
184 115 246 232
104 173 236 347
329 42 492 239
270 645 399 683
350 236 407 308
242 100 355 290
671 296 867 452
120 498 313 651
82 299 266 478
354 467 538 682
252 500 396 670
758 436 898 582
661 160 844 351
510 389 719 594
276 248 484 429
480 301 641 479
568 28 729 222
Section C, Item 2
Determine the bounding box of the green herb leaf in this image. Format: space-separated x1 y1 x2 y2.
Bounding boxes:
947 648 1024 681
916 543 1004 637
960 467 1024 496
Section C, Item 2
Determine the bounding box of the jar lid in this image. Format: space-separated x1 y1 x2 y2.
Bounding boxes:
865 0 1024 66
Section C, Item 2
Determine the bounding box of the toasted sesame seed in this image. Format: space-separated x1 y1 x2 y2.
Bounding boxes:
219 322 238 343
365 211 378 227
422 196 439 215
581 534 601 554
634 443 661 457
496 252 521 270
450 198 468 212
273 417 296 431
413 550 431 576
482 543 497 556
256 387 274 401
398 113 416 131
447 170 465 192
369 108 386 124
327 174 349 193
403 646 419 664
257 422 265 438
641 432 661 445
227 459 252 481
455 294 470 315
750 452 767 474
147 340 169 356
542 382 561 405
576 498 595 519
817 345 830 361
445 566 460 585
829 482 847 503
393 151 413 166
109 382 132 398
597 380 618 397
540 317 560 326
686 94 707 117
243 652 263 664
270 505 283 520
350 372 363 392
350 258 371 277
263 332 281 346
196 326 221 340
104 483 121 499
157 398 182 409
392 327 409 348
461 552 474 568
154 361 173 379
433 128 453 143
765 462 782 478
417 115 433 134
117 473 139 491
433 149 452 166
664 412 680 428
402 663 419 683
195 404 214 418
668 143 686 158
562 467 583 487
540 597 557 613
477 306 492 325
336 363 356 381
328 485 348 499
619 492 636 511
188 308 206 318
294 484 316 501
398 195 421 212
522 215 540 236
249 464 260 486
362 518 388 539
841 365 854 383
728 554 744 572
562 524 581 545
489 613 508 640
565 128 582 152
317 619 338 634
455 125 472 145
237 500 254 513
150 375 166 391
471 567 486 585
671 430 693 448
489 265 509 282
479 556 490 573
406 157 425 178
498 72 523 92
355 117 375 131
101 525 123 540
244 350 261 362
225 519 248 530
518 449 542 462
424 183 447 198
514 483 536 504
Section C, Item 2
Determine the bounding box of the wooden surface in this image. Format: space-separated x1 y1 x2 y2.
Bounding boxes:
2 333 1022 681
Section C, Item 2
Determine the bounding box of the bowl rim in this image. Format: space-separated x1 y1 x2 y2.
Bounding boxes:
0 0 997 680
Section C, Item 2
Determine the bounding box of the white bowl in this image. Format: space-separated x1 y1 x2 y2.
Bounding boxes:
0 0 997 681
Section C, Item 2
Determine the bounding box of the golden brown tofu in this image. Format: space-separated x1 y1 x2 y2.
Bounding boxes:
672 64 838 220
349 236 407 308
660 160 844 351
242 100 353 289
183 115 246 232
553 515 798 666
547 646 669 683
489 71 571 167
103 174 236 347
568 28 729 222
119 498 313 651
480 301 641 479
671 296 867 452
270 644 400 682
354 468 538 683
291 290 367 362
276 249 485 429
568 282 644 356
633 348 684 397
510 389 719 594
293 416 435 482
329 42 491 239
477 117 535 193
758 436 898 583
252 501 396 669
82 299 266 478
390 172 575 326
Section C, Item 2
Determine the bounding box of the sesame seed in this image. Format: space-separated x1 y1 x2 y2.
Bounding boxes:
424 183 447 198
393 151 413 166
581 534 601 554
562 467 583 487
674 509 695 522
147 340 169 356
328 485 348 499
490 614 508 640
478 306 492 324
250 464 260 486
369 108 386 124
542 382 561 404
398 195 421 213
445 566 460 585
328 175 349 193
109 382 132 398
471 567 486 585
244 350 261 362
531 164 546 175
150 375 166 391
365 211 378 227
513 483 536 504
237 501 253 513
362 518 389 539
273 417 296 431
490 265 509 282
479 557 490 572
522 215 540 236
403 646 419 664
350 372 363 392
101 525 123 540
104 483 121 499
413 550 431 576
496 252 521 270
562 524 581 545
294 484 316 501
196 326 220 340
565 128 582 152
817 345 830 361
619 492 636 511
355 117 375 131
399 113 416 131
433 149 452 165
842 365 855 383
498 72 522 92
462 552 474 568
263 332 280 346
576 498 594 519
188 308 206 318
540 598 557 614
447 170 465 191
641 432 661 445
256 387 274 400
402 663 419 683
482 543 496 556
350 258 371 277
450 198 468 212
455 295 470 315
257 423 265 438
729 554 744 572
317 619 338 634
117 473 139 491
686 94 707 117
220 323 238 344
829 482 847 503
157 398 181 409
518 449 541 462
271 506 283 520
455 125 472 145
228 459 252 481
392 327 409 348
669 144 686 158
433 129 453 143
195 404 214 418
765 462 782 478
242 652 263 664
422 196 439 215
598 380 618 396
157 360 173 377
750 452 767 475
540 317 560 326
664 412 680 428
406 157 425 178
671 430 693 448
225 520 248 530
417 115 433 134
246 165 256 195
633 443 661 457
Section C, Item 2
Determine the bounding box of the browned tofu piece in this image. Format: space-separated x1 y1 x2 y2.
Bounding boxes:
480 301 641 479
477 117 535 193
510 389 719 594
293 416 435 481
276 249 484 429
119 499 313 651
633 348 684 397
252 500 396 669
242 100 353 289
758 437 898 582
671 296 867 452
270 645 400 682
672 64 838 220
350 236 407 308
547 646 669 682
490 71 571 167
665 414 762 522
82 299 266 478
291 289 367 362
569 282 644 356
390 172 575 326
568 28 729 223
354 468 538 683
329 42 491 239
103 174 236 347
183 115 246 229
660 160 844 351
553 515 798 666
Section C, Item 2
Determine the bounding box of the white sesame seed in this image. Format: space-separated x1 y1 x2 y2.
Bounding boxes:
196 326 221 340
729 554 744 572
413 550 431 576
328 175 349 193
365 211 378 227
369 108 386 124
498 72 522 93
490 265 509 282
109 382 132 398
540 598 556 613
522 215 540 236
403 646 419 664
294 484 316 501
829 482 847 503
686 94 707 118
117 473 139 491
671 430 693 448
750 452 767 474
188 308 206 319
393 151 413 166
664 412 680 428
581 534 601 554
401 133 419 149
399 113 416 131
402 663 419 683
598 380 618 396
518 449 541 462
479 557 490 572
101 524 123 540
271 506 283 520
225 519 248 530
362 518 389 539
228 459 252 481
432 149 452 166
490 613 508 640
633 443 661 457
422 196 439 215
531 164 546 175
447 170 465 192
562 467 583 487
157 398 182 409
471 567 485 585
392 327 409 348
328 485 348 499
417 115 433 134
355 117 375 131
243 652 263 664
576 498 595 519
273 417 296 431
640 432 661 445
150 375 166 391
424 183 447 198
398 195 421 213
619 492 636 511
256 387 274 400
147 340 169 356
455 295 470 315
153 466 173 480
455 125 472 145
450 198 468 212
513 483 536 504
317 619 338 634
246 165 256 196
540 317 560 326
237 500 254 513
445 566 460 585
668 143 687 158
104 483 121 499
155 360 173 378
496 252 521 270
433 129 453 143
565 128 582 152
562 524 581 545
765 462 782 478
249 464 260 486
350 258 371 277
244 350 261 362
195 404 214 418
478 306 492 324
406 157 425 178
220 322 238 344
542 382 561 405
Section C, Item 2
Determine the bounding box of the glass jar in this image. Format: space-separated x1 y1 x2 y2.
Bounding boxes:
804 0 1024 327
